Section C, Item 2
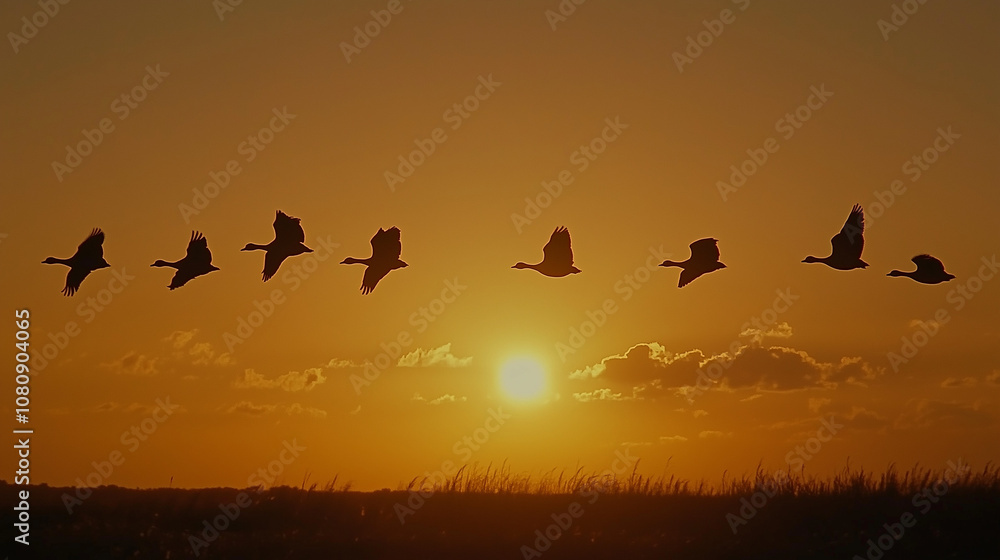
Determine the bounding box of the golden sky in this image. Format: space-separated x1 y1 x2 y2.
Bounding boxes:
2 0 998 491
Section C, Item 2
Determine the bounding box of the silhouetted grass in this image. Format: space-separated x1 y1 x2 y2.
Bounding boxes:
8 463 1000 559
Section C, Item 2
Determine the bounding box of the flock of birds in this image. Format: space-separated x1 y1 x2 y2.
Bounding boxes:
41 205 956 297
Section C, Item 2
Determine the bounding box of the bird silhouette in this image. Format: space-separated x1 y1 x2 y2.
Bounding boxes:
341 227 408 295
888 255 955 284
151 231 220 290
42 228 110 296
241 211 313 281
512 226 581 277
802 204 869 270
659 238 727 287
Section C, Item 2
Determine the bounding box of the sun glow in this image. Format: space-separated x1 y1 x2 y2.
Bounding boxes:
499 357 547 401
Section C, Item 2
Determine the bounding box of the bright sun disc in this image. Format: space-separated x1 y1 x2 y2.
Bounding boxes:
500 357 547 401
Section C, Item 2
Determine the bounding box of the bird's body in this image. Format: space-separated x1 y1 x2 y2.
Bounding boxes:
659 238 726 287
888 255 955 284
151 231 220 290
512 227 581 277
803 204 869 270
43 228 110 296
242 211 312 281
341 227 408 294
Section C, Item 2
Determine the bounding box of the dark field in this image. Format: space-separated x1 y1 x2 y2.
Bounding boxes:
8 465 1000 560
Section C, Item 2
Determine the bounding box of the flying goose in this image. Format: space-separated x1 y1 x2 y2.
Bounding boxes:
341 227 408 294
241 211 313 281
151 231 220 290
512 226 581 277
659 238 726 287
802 204 869 270
42 228 110 296
888 255 955 284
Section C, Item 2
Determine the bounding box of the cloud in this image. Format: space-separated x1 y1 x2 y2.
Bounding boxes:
349 405 362 415
698 430 734 439
570 340 879 395
659 435 688 443
988 371 1000 386
165 329 234 366
572 387 650 402
101 351 160 376
234 368 327 391
941 376 978 389
326 358 361 369
224 401 326 418
412 393 468 405
397 344 472 368
845 407 887 431
740 321 793 342
894 399 993 430
568 342 678 381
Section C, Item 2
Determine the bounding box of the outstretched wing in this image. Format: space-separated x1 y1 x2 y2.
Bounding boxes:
912 254 945 275
63 267 92 296
186 231 213 265
542 227 574 268
371 227 402 260
77 228 105 260
262 251 288 282
830 204 864 259
273 211 306 243
361 265 392 295
689 238 721 264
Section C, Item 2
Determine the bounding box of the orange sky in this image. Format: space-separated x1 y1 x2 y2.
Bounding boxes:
2 0 999 491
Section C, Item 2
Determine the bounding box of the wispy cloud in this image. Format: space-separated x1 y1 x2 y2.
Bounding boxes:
234 368 327 391
397 343 472 368
101 351 160 376
224 400 326 418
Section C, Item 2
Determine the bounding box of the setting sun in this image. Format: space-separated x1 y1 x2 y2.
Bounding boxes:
499 357 547 401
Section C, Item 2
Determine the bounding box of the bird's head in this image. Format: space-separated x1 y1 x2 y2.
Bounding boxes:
240 243 255 252
41 257 58 264
887 270 906 277
512 262 530 269
340 257 360 265
151 260 169 267
802 256 821 264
